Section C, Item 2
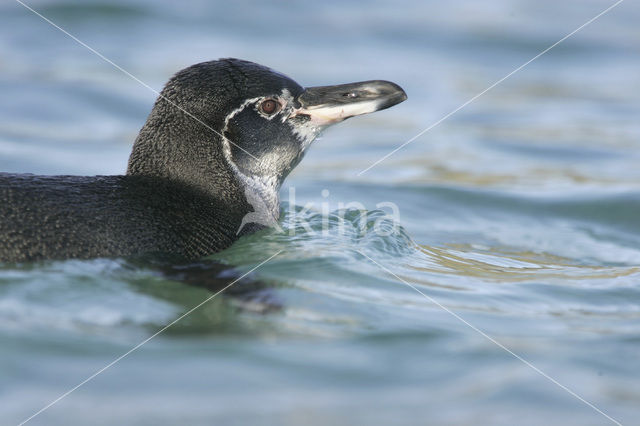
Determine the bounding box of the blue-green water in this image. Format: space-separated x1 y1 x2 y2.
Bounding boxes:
1 0 640 424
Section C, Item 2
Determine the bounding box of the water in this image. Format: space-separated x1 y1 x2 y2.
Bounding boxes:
1 0 640 424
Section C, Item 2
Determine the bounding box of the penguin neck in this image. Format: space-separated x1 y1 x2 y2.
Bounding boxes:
127 116 242 200
219 127 282 223
127 112 283 232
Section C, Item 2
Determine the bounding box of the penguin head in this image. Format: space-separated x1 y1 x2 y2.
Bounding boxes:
128 58 406 199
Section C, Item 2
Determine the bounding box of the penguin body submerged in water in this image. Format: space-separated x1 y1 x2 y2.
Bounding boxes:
0 59 406 262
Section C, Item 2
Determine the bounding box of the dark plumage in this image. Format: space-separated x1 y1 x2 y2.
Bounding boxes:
0 174 246 260
0 58 406 262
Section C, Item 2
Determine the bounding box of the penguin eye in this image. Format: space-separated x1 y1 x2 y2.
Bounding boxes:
260 99 279 115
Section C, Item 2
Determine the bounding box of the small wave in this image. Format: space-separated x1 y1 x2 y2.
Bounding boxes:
0 259 179 334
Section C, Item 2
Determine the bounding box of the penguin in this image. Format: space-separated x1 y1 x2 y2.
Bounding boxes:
0 58 407 262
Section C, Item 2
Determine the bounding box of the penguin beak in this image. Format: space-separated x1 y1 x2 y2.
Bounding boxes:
293 80 407 125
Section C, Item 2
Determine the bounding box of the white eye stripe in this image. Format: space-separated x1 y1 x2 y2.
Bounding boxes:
225 96 264 124
223 95 288 124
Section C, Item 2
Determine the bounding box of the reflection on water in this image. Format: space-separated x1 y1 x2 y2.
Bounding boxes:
1 0 640 425
416 244 640 282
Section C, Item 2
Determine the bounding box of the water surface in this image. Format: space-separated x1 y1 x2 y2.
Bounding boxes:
1 0 639 424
